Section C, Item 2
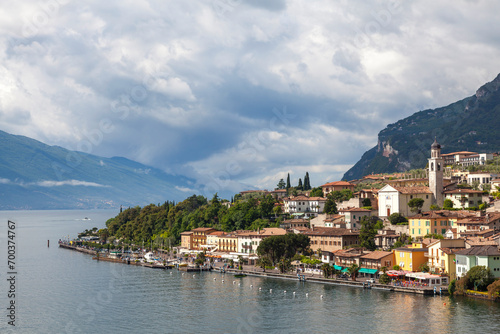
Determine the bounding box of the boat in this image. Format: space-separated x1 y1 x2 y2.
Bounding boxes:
234 274 247 278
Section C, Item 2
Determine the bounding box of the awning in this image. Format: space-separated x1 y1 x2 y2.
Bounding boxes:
334 265 343 271
341 268 349 273
359 268 378 274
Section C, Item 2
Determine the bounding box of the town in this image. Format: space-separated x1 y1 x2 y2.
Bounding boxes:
65 140 500 298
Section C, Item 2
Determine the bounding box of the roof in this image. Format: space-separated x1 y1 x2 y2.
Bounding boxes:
443 189 484 194
207 231 226 236
339 207 372 212
455 245 500 256
440 247 465 255
180 231 193 235
395 247 428 252
409 210 475 220
192 227 217 232
303 227 359 237
441 151 477 156
321 181 354 187
360 251 393 260
394 186 433 194
283 218 309 223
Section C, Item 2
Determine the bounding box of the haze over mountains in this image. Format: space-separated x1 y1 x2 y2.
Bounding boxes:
343 73 500 180
0 130 194 209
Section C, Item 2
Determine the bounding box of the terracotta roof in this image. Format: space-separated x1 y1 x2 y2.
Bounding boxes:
409 210 475 220
394 186 433 194
180 231 193 235
360 251 393 260
339 207 372 212
443 189 484 194
271 189 287 193
441 151 477 156
321 181 354 187
207 231 226 236
303 227 359 236
440 247 465 255
283 218 309 223
455 245 500 256
464 238 498 246
192 227 217 232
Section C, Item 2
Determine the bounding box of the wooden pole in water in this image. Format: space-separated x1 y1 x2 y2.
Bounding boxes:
47 240 50 247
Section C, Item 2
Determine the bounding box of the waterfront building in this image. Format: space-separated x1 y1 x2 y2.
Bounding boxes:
425 239 466 279
180 231 194 250
359 251 394 277
303 227 359 255
455 245 500 279
237 228 287 255
191 227 217 250
394 246 428 272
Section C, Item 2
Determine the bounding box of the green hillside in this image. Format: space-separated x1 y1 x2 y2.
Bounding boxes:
0 130 193 209
343 73 500 180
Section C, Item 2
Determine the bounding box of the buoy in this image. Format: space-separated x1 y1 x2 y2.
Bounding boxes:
238 283 241 286
233 281 236 284
259 287 262 291
293 292 296 296
193 275 195 278
250 284 253 288
284 290 287 294
306 293 309 298
170 272 172 275
320 295 323 299
270 289 273 293
444 303 446 305
214 278 216 281
222 280 224 283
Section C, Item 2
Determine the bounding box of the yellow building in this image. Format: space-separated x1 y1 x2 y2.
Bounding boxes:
426 239 465 279
408 210 475 240
394 247 428 272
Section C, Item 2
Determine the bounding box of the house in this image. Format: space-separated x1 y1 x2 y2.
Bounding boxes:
237 228 287 255
374 229 400 250
443 189 485 209
491 178 500 193
408 210 476 240
359 251 394 277
444 228 458 239
467 172 498 190
441 151 493 167
394 246 428 272
456 212 500 238
218 232 239 253
280 218 310 230
303 227 360 253
180 231 194 250
353 189 379 209
206 231 226 252
339 207 372 230
269 189 288 200
321 181 355 196
378 185 433 217
334 248 366 269
282 195 326 217
426 239 466 279
191 227 217 250
455 245 500 279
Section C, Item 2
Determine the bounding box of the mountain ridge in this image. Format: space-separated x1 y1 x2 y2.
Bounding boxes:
0 130 194 209
343 74 500 180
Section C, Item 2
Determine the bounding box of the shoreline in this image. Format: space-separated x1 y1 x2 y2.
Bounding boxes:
59 242 447 296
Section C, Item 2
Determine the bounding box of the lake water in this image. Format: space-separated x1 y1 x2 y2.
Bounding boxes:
1 210 500 334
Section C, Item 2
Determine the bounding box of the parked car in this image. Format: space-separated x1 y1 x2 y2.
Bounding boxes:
367 278 376 283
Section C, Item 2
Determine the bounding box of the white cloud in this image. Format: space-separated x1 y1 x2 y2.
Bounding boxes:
1 0 500 198
34 180 108 187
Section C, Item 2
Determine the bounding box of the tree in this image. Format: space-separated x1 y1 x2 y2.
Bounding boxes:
286 173 291 189
408 198 425 213
487 280 500 298
297 178 303 190
468 265 494 291
256 256 272 272
388 213 408 225
347 264 360 281
324 196 338 215
256 233 310 266
321 263 333 278
362 198 371 207
359 216 378 251
310 187 323 197
304 172 311 190
419 263 429 272
379 273 390 284
329 190 354 203
443 199 454 209
277 178 286 190
393 265 400 270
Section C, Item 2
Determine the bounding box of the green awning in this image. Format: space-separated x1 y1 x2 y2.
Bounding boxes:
341 268 349 273
334 265 343 270
359 268 378 274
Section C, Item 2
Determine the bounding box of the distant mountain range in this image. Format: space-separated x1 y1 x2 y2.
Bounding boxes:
0 130 194 209
343 73 500 180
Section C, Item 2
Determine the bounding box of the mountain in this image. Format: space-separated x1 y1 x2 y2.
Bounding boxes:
0 130 194 209
343 73 500 180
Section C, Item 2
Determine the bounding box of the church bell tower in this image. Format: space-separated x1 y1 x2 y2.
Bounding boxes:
428 138 444 206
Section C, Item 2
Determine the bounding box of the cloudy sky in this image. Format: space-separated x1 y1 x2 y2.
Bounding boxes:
1 0 500 197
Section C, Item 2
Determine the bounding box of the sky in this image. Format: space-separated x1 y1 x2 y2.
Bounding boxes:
1 0 500 198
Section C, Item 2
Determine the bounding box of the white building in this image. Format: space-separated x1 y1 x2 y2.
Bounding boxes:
377 185 433 217
467 172 498 190
237 228 287 255
283 195 326 217
443 189 485 209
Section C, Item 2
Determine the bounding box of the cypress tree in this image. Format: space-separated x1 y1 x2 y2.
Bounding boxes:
286 173 291 189
298 178 303 190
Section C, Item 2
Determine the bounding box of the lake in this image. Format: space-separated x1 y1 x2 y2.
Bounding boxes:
1 210 499 333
